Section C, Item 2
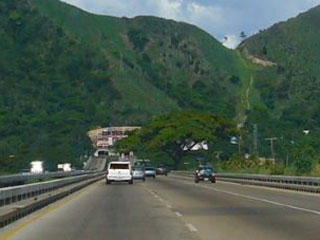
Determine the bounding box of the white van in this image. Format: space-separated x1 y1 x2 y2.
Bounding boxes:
106 161 133 184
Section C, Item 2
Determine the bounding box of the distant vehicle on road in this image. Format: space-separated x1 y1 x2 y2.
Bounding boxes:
132 166 146 181
106 162 133 184
156 166 170 176
194 166 216 183
144 167 156 178
20 169 30 175
30 161 44 174
134 159 151 167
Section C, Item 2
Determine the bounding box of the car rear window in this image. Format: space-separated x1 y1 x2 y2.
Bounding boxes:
203 168 213 172
145 167 154 170
198 167 214 172
133 166 143 170
110 163 129 169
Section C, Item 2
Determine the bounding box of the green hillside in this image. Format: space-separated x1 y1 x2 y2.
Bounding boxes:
0 0 249 171
34 0 251 117
239 5 320 158
0 0 123 171
3 0 319 172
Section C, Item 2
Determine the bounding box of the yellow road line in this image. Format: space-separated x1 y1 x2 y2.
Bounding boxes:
0 181 101 240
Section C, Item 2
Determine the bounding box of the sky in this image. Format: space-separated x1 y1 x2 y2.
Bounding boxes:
61 0 320 48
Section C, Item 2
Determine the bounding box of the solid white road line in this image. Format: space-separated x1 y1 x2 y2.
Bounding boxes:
199 185 320 216
169 176 320 216
171 174 320 197
186 223 198 232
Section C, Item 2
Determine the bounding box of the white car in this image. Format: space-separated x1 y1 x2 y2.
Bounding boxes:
144 167 156 178
106 162 133 184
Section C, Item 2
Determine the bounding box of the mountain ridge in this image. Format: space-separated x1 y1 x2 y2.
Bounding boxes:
0 0 249 171
1 0 320 171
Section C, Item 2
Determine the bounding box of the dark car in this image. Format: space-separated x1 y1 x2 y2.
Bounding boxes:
194 167 216 183
156 166 170 176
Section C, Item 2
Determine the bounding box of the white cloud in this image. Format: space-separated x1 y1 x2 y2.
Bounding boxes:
153 0 184 19
186 2 225 28
60 0 320 48
222 35 241 49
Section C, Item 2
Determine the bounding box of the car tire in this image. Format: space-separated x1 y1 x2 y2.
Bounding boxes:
129 180 133 184
143 178 146 181
106 179 111 185
211 179 216 183
165 173 168 176
195 179 199 183
153 175 156 179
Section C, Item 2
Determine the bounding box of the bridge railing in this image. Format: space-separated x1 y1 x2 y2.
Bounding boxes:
0 170 96 187
0 172 105 227
0 172 105 207
174 171 320 193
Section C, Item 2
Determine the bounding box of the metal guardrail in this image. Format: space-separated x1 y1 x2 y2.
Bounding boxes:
0 172 105 207
0 170 95 187
0 155 108 228
174 171 320 193
218 173 320 186
0 154 110 187
0 174 105 228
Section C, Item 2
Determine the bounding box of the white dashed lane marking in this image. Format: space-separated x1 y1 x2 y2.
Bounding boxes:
175 212 183 217
186 223 198 232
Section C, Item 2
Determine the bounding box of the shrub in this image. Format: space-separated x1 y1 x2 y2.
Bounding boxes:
270 164 285 175
294 150 313 175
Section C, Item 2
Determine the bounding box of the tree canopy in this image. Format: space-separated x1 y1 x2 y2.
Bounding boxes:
115 111 237 168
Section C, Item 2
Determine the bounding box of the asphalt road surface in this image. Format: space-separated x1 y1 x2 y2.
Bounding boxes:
0 174 319 240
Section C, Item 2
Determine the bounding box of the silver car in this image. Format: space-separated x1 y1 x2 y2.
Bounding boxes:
144 167 156 178
132 166 146 181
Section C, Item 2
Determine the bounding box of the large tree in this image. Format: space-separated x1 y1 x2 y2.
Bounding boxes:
115 111 236 168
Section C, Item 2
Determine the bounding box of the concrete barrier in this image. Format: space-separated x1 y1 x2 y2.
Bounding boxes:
84 157 108 171
0 175 104 228
0 170 95 187
0 173 104 207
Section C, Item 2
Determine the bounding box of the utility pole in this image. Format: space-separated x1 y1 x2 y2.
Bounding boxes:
253 124 258 155
265 137 278 161
238 134 243 156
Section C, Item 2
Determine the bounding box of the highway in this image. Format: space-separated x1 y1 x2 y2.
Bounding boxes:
0 175 319 240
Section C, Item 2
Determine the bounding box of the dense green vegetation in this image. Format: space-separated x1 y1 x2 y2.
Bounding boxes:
34 0 250 118
1 0 320 175
0 0 247 172
237 5 320 174
115 111 236 169
241 6 320 132
0 0 119 171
